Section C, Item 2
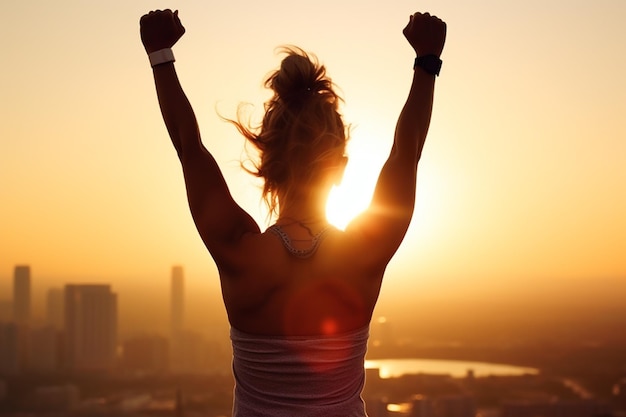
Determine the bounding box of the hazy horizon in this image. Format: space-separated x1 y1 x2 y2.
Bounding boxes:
1 264 624 347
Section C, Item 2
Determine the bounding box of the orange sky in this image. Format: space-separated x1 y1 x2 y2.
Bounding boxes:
1 1 625 320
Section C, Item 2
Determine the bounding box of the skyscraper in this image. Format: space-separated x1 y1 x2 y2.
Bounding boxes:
170 266 185 371
29 325 59 373
13 265 31 324
0 322 21 375
171 266 184 338
46 287 64 329
64 284 117 371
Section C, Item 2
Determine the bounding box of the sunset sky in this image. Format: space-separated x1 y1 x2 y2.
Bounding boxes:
1 1 625 325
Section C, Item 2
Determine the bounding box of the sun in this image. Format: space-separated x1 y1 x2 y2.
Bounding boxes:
326 184 369 230
325 142 383 230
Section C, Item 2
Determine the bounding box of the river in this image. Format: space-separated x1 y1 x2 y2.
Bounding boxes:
365 358 539 379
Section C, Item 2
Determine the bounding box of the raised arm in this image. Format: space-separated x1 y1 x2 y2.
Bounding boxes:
347 12 447 263
140 10 259 264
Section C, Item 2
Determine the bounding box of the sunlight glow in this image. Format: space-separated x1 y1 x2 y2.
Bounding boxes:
325 138 382 229
326 184 369 230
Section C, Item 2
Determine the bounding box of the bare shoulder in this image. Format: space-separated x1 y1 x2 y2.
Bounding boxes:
217 224 393 284
340 212 411 272
213 229 284 277
217 225 381 287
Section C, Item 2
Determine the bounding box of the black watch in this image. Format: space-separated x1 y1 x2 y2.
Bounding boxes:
414 55 442 77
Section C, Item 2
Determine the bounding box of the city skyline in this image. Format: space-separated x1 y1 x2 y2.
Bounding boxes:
0 263 623 415
1 263 624 349
0 263 231 380
2 263 624 366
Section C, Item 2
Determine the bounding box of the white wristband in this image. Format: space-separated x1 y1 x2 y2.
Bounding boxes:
148 48 175 67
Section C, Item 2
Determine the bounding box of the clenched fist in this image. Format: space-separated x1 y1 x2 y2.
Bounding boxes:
140 9 186 54
403 12 446 58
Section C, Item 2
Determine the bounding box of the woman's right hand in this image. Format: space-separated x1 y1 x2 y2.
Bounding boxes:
140 9 186 54
402 12 446 57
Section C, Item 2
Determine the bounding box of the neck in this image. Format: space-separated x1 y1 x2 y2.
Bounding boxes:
276 190 329 226
277 205 327 227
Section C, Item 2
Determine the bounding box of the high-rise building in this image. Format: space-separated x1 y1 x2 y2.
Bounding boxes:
64 284 117 371
410 395 434 417
121 334 169 374
501 399 610 417
0 322 21 375
29 325 60 373
431 395 475 417
170 266 185 371
46 288 64 330
171 266 184 338
13 265 31 324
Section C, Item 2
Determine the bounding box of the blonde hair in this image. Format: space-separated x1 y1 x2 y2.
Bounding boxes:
228 46 349 217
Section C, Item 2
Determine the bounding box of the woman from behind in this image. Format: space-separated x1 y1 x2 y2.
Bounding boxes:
140 9 446 417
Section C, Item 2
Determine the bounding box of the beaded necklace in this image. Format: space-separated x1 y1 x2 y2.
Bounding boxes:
267 224 332 258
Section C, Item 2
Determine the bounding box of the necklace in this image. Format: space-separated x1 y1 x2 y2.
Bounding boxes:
267 223 332 258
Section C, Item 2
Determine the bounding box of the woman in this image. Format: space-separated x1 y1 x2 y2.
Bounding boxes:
140 9 446 417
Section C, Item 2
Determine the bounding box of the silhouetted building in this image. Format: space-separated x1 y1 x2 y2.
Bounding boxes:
32 384 79 412
46 287 64 329
29 325 61 373
410 395 434 417
501 399 611 417
178 330 213 374
366 394 475 417
170 266 185 371
64 284 117 372
614 377 626 408
122 334 169 374
13 265 31 324
366 397 390 417
171 265 184 337
175 388 184 417
0 322 21 375
0 379 6 402
432 395 475 417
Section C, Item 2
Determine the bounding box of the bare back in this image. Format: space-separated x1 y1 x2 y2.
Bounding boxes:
219 226 386 336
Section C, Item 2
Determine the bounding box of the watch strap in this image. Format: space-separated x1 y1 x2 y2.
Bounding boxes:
148 48 175 67
414 55 442 77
